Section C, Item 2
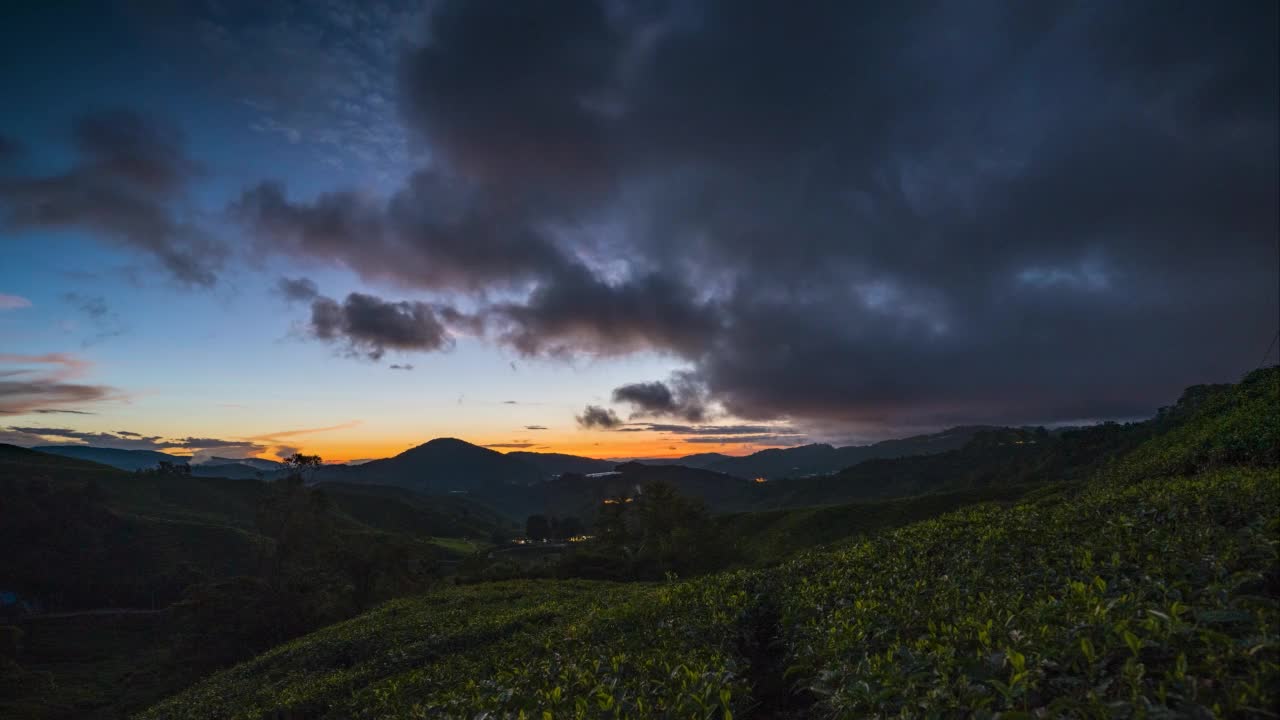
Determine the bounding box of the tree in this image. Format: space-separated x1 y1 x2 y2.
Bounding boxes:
554 516 585 539
525 514 550 541
580 481 725 580
283 453 323 483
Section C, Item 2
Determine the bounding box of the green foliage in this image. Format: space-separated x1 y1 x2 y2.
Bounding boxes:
169 478 447 674
143 466 1280 718
1106 366 1279 482
141 579 754 719
18 369 1280 717
776 467 1278 716
716 483 1049 566
555 480 731 581
0 613 178 720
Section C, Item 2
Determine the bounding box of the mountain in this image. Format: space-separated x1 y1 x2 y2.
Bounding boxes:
339 438 544 497
630 452 732 469
1 444 514 606
0 443 125 474
31 445 186 471
701 426 993 479
142 369 1280 719
504 451 616 478
191 462 272 480
703 443 838 479
197 456 284 472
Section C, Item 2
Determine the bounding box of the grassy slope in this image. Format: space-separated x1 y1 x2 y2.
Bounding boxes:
141 368 1280 718
717 482 1049 566
0 448 509 558
0 447 511 717
1 614 177 720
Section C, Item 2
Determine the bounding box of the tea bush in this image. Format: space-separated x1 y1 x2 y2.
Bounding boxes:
776 468 1278 717
140 368 1279 718
142 466 1277 719
140 578 755 719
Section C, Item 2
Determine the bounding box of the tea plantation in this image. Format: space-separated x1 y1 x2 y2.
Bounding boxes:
141 368 1278 718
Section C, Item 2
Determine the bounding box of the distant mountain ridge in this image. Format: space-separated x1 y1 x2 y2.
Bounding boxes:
328 437 544 495
506 451 616 478
629 452 732 469
24 426 993 492
197 456 284 472
704 426 996 479
610 427 994 480
32 445 185 471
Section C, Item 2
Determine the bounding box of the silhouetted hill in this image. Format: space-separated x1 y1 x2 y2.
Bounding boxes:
340 438 544 497
197 456 284 472
633 452 732 469
142 370 1280 718
505 451 615 478
31 445 186 471
702 426 992 479
0 443 122 474
191 462 271 480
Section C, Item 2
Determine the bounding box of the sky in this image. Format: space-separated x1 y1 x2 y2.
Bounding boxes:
1 1 1276 463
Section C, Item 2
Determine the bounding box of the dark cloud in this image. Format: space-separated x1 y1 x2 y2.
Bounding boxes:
234 175 572 293
612 372 711 422
247 1 1276 434
4 426 265 454
399 0 618 185
0 381 113 415
485 441 538 449
0 110 226 286
388 363 414 371
681 435 806 446
576 405 621 430
524 425 548 430
277 276 320 302
634 423 795 437
0 353 118 416
489 265 718 358
290 282 460 360
31 408 96 415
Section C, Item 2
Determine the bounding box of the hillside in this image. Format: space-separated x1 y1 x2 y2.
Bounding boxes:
190 462 273 480
630 451 732 469
139 364 1280 718
8 368 1277 718
335 438 544 496
30 445 184 471
0 447 513 612
716 482 1049 566
0 443 126 475
701 426 991 479
197 456 284 472
504 451 616 478
536 461 755 519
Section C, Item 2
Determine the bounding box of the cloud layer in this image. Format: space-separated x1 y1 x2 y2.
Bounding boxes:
1 425 266 456
0 110 226 286
0 353 118 416
7 2 1262 442
229 1 1277 436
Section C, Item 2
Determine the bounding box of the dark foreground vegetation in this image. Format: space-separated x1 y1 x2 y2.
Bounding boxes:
2 367 1276 718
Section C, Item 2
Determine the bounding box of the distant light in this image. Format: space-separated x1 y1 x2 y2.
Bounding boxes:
754 476 768 484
